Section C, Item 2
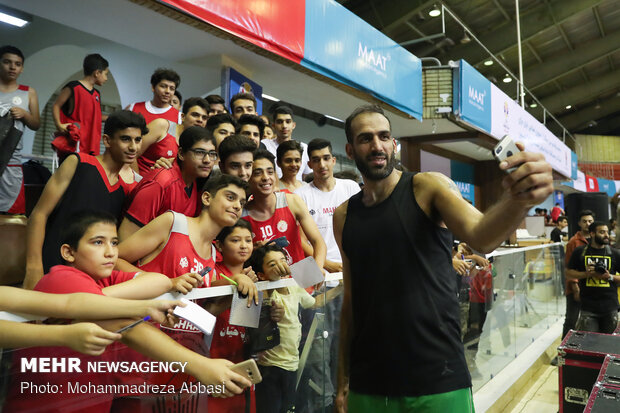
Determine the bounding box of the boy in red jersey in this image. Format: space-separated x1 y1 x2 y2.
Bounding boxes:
53 53 109 155
5 210 251 413
242 149 325 268
24 110 147 290
127 67 181 125
119 126 216 239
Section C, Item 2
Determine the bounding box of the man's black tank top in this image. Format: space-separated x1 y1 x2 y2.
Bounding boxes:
342 171 471 396
42 153 125 272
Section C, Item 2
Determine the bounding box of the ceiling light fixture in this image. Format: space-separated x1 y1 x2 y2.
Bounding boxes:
483 59 494 66
0 10 30 27
460 30 471 44
530 102 538 108
429 6 441 17
502 74 512 83
565 105 572 109
261 93 280 102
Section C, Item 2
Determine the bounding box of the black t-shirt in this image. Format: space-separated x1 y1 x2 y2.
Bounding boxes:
550 227 563 242
568 244 620 313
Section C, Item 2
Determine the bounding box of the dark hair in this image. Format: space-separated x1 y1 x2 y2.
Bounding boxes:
345 104 391 143
202 173 248 198
557 216 568 223
230 92 257 111
248 244 285 275
207 113 237 132
273 105 294 119
276 139 303 163
589 221 608 234
0 45 24 62
578 210 595 220
535 208 542 214
218 134 257 165
237 114 265 140
103 110 148 137
215 219 253 243
83 54 108 76
333 169 361 182
60 210 117 251
182 97 208 114
150 68 180 88
307 138 332 157
179 126 216 154
206 94 225 106
174 89 183 103
264 124 275 135
254 148 276 168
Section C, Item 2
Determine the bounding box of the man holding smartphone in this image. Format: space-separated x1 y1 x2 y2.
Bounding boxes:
333 105 553 412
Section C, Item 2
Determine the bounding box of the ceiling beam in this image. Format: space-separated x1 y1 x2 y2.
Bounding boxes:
382 0 435 36
493 29 620 92
576 113 620 135
539 69 620 113
551 95 620 131
440 0 604 66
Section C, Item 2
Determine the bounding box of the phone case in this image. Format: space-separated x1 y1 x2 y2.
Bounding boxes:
231 359 263 384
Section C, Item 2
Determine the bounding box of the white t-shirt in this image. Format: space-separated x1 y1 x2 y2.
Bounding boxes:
262 138 312 181
295 178 361 263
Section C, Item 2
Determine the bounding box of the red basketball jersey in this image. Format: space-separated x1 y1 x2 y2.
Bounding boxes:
59 80 102 155
129 100 180 125
137 133 178 175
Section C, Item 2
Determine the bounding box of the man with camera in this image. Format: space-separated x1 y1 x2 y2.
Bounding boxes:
567 221 620 334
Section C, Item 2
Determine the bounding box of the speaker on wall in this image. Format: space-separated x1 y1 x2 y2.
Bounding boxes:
564 192 610 237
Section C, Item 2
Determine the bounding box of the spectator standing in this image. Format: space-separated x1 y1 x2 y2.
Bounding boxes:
127 68 181 126
550 215 568 242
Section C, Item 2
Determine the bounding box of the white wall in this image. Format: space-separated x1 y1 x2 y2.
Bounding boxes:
1 16 220 154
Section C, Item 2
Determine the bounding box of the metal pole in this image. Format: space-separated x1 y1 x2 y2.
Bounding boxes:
515 0 525 108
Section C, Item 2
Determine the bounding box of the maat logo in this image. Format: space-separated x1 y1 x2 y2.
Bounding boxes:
358 42 390 72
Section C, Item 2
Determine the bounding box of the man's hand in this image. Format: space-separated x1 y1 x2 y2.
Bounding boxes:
471 255 490 268
9 106 28 120
170 273 203 294
63 323 122 356
452 257 471 276
270 301 284 323
151 157 175 170
56 122 72 133
231 273 259 306
500 142 553 206
197 358 252 398
242 266 258 283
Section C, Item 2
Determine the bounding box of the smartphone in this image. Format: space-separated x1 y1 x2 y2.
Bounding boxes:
272 236 289 248
493 135 521 173
231 359 262 384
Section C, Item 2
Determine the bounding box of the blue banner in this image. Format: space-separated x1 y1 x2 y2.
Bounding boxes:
455 180 475 206
571 151 578 180
302 0 422 119
455 60 491 133
553 190 564 210
222 67 263 116
597 178 616 197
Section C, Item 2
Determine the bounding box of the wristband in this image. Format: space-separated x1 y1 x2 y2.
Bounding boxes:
609 274 614 282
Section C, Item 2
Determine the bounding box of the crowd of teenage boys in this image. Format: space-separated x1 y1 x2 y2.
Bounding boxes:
4 43 611 413
0 45 365 413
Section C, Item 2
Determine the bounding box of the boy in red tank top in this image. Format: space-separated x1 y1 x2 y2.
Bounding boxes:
53 53 109 155
242 149 326 268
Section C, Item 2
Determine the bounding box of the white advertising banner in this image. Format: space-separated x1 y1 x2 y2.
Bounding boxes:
574 171 586 192
490 84 571 178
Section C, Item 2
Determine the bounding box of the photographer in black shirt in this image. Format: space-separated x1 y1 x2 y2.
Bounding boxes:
567 221 620 333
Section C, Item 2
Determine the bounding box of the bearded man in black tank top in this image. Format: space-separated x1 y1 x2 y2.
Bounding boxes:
333 105 554 412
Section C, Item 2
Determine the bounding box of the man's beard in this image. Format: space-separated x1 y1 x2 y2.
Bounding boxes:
353 149 396 181
594 234 610 245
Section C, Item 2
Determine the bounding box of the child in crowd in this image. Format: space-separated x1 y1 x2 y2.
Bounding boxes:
207 112 237 148
119 126 216 239
52 53 109 155
218 134 256 182
5 210 251 413
127 68 181 125
0 286 181 354
249 244 342 413
209 219 262 413
24 110 147 289
0 45 40 214
116 174 258 411
276 139 306 193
